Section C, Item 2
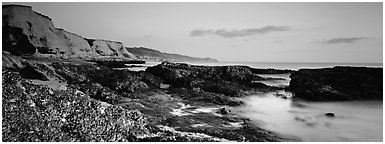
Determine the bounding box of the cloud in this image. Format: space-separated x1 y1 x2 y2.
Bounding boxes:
323 37 369 44
190 26 291 38
274 40 283 43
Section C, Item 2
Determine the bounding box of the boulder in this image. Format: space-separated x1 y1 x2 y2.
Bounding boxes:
325 112 335 117
289 66 383 101
217 107 231 115
19 64 49 81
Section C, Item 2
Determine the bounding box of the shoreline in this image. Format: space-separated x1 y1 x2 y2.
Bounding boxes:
2 56 295 141
2 54 382 141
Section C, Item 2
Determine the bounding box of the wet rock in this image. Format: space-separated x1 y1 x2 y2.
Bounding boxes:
146 62 257 87
19 65 49 81
217 108 231 115
2 71 150 142
51 62 150 93
325 112 335 117
146 62 277 99
289 66 383 101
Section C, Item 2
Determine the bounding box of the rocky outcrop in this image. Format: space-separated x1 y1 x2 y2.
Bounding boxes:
146 62 276 98
2 52 26 69
289 66 383 101
2 5 136 59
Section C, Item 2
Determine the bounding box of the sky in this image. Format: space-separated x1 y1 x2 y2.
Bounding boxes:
4 2 383 63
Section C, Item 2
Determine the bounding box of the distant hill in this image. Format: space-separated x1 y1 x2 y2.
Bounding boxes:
126 47 218 62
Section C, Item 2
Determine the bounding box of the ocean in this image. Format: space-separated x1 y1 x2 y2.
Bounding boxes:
124 61 383 71
186 61 383 70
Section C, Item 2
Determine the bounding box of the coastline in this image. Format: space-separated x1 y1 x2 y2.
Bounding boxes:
3 53 383 141
3 56 297 141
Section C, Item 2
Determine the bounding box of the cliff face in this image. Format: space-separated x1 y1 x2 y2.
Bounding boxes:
55 29 98 58
87 39 136 58
3 5 67 54
127 47 217 62
2 5 136 59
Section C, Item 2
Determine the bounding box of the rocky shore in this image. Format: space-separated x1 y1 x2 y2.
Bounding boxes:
3 52 383 141
3 53 294 142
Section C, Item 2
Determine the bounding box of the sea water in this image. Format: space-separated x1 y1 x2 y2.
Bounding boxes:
186 61 383 70
126 61 382 71
235 72 383 142
236 93 382 141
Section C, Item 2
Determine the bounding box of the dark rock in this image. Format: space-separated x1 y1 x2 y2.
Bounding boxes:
19 64 49 81
289 66 383 101
146 62 257 87
325 112 335 117
51 62 150 93
146 62 276 98
171 88 244 106
250 68 294 74
217 108 231 115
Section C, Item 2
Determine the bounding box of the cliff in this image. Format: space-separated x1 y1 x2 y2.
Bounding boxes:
87 39 136 58
2 5 136 59
126 47 218 62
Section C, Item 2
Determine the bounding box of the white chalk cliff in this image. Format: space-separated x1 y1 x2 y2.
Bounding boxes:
88 39 136 58
2 5 136 59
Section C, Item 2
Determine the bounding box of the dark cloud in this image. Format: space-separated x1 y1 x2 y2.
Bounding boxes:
323 37 369 44
190 26 291 38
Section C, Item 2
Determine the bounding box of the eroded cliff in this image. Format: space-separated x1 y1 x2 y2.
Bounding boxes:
2 4 136 59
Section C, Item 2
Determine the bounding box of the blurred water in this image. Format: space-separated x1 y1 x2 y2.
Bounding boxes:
236 94 383 141
235 73 383 142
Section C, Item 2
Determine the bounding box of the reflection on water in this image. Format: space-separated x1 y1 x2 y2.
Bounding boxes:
236 92 383 141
